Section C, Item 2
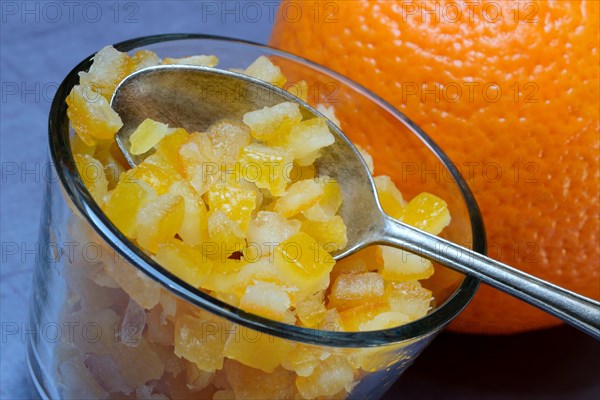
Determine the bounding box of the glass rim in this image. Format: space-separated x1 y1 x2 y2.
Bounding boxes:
48 33 483 348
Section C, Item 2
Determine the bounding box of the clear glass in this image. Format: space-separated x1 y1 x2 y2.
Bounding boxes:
28 34 483 400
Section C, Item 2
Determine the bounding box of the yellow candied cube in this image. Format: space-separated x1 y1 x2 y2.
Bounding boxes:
74 154 108 204
224 359 296 400
153 239 212 287
233 259 286 297
357 311 410 331
78 45 131 100
380 247 434 281
125 158 177 195
374 175 406 219
223 325 292 373
201 258 246 294
386 281 433 320
243 56 286 87
272 118 335 166
70 133 96 157
286 80 308 102
400 192 451 235
154 128 188 173
338 302 389 332
103 178 149 238
174 313 230 372
273 232 335 300
206 120 251 166
162 55 219 67
295 291 327 329
296 356 355 400
93 143 127 189
129 49 160 72
274 179 324 218
66 85 123 146
281 344 330 377
238 143 292 196
299 215 348 251
136 192 185 253
302 177 343 220
242 102 302 142
328 272 385 311
179 132 219 196
244 211 301 261
208 211 246 259
355 144 374 174
239 281 295 323
329 255 369 286
168 180 209 246
206 182 257 232
129 118 175 155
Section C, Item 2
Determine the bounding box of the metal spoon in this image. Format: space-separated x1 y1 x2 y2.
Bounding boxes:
111 65 600 339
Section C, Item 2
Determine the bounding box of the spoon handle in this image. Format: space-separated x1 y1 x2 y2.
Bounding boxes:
380 216 600 339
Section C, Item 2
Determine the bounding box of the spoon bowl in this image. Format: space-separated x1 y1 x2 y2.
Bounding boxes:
111 65 600 339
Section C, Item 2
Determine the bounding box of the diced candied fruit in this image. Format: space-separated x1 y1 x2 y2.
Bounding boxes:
129 49 160 72
224 359 296 400
286 80 308 102
78 45 131 100
386 281 433 320
103 178 149 238
295 291 327 328
374 175 406 219
153 239 212 287
273 118 335 166
66 84 123 146
94 143 127 189
206 182 257 232
206 120 252 166
299 215 347 251
244 211 301 261
168 180 209 246
281 344 330 377
207 211 246 259
328 273 385 311
358 311 410 331
232 258 286 296
274 179 324 218
136 192 185 253
295 356 354 400
400 192 451 234
125 158 177 195
302 177 343 221
154 128 188 172
74 154 108 204
240 281 294 323
163 55 219 67
70 133 96 157
329 257 369 286
238 143 292 196
129 118 176 155
273 232 335 301
355 144 374 174
174 313 230 372
243 56 287 87
338 302 389 332
201 258 246 294
243 102 302 142
223 325 292 373
380 247 434 281
184 358 214 391
179 132 219 196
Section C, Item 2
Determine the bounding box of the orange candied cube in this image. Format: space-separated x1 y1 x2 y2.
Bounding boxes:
66 84 123 146
338 302 389 332
206 182 257 232
103 178 149 238
328 272 385 311
206 119 252 166
78 45 131 100
74 154 108 204
223 325 292 372
174 313 230 372
168 180 209 246
239 281 294 323
299 214 348 251
380 247 434 281
242 102 302 142
238 143 292 196
153 239 213 287
178 132 219 196
124 158 177 195
400 192 451 234
374 175 406 219
295 291 327 329
129 118 175 155
233 258 286 297
243 56 287 87
136 192 185 253
272 118 335 166
274 179 324 218
386 280 433 320
223 359 295 400
273 232 335 301
296 356 354 399
154 128 189 172
207 210 246 259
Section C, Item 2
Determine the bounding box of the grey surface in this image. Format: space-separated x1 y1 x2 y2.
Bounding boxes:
1 1 598 400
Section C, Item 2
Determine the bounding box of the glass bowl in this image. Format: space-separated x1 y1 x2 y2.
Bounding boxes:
29 34 483 400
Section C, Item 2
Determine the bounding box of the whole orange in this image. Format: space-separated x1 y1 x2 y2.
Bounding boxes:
271 0 600 334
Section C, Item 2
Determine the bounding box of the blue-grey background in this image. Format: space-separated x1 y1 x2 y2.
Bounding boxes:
1 1 598 399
